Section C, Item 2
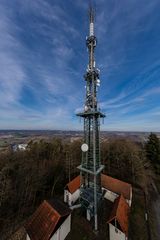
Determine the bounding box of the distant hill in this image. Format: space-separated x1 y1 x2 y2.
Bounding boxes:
0 130 159 144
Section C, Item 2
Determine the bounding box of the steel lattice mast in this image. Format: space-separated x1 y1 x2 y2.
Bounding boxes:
77 7 105 231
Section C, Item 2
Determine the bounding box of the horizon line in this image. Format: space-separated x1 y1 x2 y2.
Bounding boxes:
0 129 159 133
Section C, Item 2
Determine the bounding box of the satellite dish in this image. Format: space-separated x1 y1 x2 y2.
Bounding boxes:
81 143 88 152
84 105 88 112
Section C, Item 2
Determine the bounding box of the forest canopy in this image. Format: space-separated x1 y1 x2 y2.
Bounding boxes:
0 134 159 239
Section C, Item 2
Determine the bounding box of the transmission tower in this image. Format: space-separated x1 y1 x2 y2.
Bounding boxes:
77 6 105 231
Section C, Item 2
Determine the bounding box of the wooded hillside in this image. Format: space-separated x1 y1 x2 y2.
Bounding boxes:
0 134 159 239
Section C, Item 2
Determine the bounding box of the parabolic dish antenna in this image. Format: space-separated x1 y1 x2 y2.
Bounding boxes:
81 143 88 152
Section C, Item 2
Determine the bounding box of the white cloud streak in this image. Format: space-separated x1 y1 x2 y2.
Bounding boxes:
0 0 159 131
0 4 26 107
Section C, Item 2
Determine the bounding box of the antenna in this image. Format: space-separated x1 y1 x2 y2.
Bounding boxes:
76 1 105 231
89 0 96 24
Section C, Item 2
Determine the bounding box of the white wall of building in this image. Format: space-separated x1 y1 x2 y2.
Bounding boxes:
128 188 132 207
51 230 58 240
26 234 31 240
64 189 80 206
87 209 91 221
102 187 132 206
51 214 71 240
109 223 127 240
102 188 118 202
26 215 71 240
18 144 28 150
59 214 71 240
64 190 68 203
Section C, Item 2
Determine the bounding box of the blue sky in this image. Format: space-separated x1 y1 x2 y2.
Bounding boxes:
0 0 160 131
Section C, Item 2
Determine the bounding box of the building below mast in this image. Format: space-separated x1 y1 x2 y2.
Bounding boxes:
76 6 105 231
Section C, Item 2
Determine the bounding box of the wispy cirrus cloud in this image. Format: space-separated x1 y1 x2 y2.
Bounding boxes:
0 7 24 100
0 0 160 131
0 0 78 129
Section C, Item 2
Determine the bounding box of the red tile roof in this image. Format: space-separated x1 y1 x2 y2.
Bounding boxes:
65 175 81 194
107 195 130 235
101 174 132 200
66 174 132 199
25 199 71 240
